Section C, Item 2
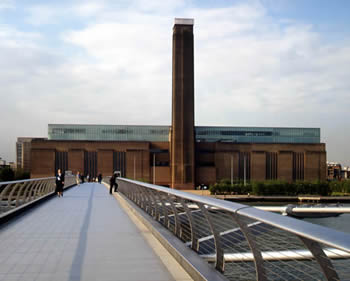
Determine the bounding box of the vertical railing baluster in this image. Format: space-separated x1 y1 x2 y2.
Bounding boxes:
15 182 27 207
168 195 182 238
7 183 21 209
299 236 340 281
179 198 200 251
232 213 267 281
158 192 169 228
198 203 225 273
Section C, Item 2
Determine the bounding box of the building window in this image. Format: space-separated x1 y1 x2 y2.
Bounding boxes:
266 152 278 180
113 151 126 177
293 152 304 181
55 151 68 174
84 151 97 178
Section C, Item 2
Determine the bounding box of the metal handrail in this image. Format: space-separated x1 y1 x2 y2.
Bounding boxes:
0 177 55 185
117 178 350 281
0 176 75 215
119 178 350 253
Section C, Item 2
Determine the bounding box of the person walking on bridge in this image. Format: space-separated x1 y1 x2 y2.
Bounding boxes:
109 171 118 194
76 171 80 186
55 169 65 197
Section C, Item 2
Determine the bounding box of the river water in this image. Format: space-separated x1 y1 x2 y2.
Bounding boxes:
250 202 350 234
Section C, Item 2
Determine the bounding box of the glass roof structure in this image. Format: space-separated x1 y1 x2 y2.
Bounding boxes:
48 124 320 144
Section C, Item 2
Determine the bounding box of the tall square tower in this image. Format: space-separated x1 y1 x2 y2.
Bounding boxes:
171 18 195 189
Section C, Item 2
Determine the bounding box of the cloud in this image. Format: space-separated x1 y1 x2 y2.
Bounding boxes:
0 0 14 10
1 0 350 165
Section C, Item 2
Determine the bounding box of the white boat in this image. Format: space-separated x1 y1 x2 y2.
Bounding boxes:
256 204 349 218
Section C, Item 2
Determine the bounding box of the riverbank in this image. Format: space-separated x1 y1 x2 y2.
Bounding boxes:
183 190 350 203
215 195 350 203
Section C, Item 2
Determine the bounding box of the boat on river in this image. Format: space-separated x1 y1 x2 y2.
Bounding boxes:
256 204 348 218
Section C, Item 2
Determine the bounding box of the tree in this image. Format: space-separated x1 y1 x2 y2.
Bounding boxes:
0 167 15 181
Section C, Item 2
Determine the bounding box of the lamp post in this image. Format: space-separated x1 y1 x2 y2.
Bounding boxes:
244 153 247 187
231 154 233 186
153 153 156 185
133 154 136 180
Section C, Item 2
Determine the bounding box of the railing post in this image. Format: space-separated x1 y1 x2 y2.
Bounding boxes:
7 183 21 209
158 192 169 228
15 182 28 207
299 236 340 281
131 184 137 203
0 183 14 203
135 185 144 209
199 203 225 273
232 212 267 281
32 180 45 200
139 186 151 214
168 195 182 238
37 180 47 196
146 189 158 219
179 198 200 252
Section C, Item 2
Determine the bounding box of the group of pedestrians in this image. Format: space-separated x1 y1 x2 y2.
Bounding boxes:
56 169 119 197
75 172 103 185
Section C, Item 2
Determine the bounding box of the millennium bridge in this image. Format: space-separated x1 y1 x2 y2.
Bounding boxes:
1 177 350 281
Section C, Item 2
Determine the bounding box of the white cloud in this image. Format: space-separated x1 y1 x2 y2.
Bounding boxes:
0 0 14 10
1 1 350 165
25 5 60 26
72 1 107 18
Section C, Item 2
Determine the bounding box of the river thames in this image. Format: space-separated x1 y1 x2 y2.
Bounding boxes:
251 202 350 234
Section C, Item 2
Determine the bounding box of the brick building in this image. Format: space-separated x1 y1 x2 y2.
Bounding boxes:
28 18 327 189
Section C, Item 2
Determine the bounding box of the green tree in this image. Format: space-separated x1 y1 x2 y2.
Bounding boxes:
0 167 15 181
15 168 30 180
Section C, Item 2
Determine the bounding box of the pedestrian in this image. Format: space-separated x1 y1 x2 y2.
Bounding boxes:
109 173 115 194
98 173 102 184
55 169 65 197
81 174 85 183
76 171 80 185
109 171 118 194
87 174 90 182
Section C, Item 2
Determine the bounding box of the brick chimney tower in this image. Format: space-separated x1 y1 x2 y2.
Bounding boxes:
170 18 195 189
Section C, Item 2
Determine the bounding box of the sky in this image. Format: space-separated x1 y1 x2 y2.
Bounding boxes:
0 0 350 166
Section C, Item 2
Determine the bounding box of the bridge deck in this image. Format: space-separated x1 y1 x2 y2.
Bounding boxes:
0 183 184 281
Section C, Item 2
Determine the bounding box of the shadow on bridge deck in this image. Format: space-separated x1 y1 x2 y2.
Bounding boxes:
0 183 191 281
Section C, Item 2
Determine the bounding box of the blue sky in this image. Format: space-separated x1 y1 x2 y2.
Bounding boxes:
0 0 350 166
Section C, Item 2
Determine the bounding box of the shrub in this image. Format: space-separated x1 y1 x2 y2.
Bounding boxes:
0 167 15 181
210 180 336 196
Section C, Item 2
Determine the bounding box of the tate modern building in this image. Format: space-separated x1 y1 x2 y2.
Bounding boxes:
29 19 326 189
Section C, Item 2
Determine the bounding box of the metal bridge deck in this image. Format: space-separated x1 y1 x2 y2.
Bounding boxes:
0 183 178 281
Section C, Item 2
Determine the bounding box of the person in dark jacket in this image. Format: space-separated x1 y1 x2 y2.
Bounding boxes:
98 173 102 184
55 169 65 197
109 172 118 194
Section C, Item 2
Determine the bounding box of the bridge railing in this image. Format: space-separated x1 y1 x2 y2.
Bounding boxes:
117 178 350 281
0 176 75 214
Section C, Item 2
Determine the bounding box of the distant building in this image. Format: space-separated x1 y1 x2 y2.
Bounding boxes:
9 162 16 170
327 162 342 180
16 137 47 173
0 158 8 168
341 167 350 180
16 137 33 172
28 18 327 188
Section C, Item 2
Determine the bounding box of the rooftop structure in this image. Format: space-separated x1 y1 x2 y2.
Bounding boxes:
48 124 320 144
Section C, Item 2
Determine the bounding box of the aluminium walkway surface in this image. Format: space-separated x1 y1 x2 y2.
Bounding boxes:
0 183 189 281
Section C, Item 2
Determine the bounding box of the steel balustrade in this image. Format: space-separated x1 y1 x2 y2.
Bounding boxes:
0 176 75 214
116 178 350 281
